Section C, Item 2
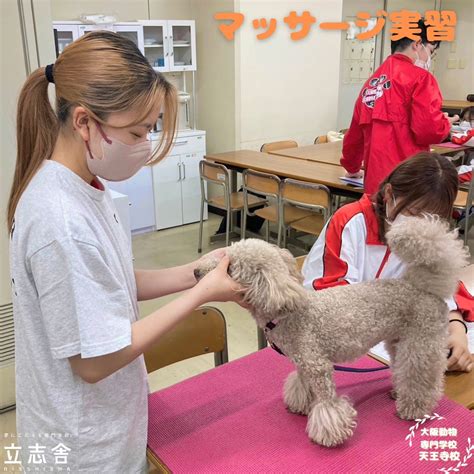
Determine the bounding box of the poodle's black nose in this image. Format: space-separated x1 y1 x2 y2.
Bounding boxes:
193 268 201 280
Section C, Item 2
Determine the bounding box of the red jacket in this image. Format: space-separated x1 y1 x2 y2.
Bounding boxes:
341 54 451 195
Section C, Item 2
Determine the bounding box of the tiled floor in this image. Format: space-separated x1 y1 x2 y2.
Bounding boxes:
2 211 473 471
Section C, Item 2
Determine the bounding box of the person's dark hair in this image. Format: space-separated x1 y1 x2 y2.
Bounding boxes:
391 19 441 54
372 152 459 242
460 106 474 122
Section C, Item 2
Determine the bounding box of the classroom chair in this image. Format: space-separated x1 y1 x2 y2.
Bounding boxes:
242 169 314 247
144 306 229 373
260 140 298 153
198 160 266 252
454 171 474 244
295 255 307 273
280 179 332 248
314 135 328 144
144 306 228 472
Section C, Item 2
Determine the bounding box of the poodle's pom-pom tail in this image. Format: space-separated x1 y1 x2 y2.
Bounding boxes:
386 215 469 299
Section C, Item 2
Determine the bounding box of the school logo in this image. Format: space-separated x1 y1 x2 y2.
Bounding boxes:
362 75 391 108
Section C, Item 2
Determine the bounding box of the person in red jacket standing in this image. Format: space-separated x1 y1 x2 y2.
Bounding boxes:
341 20 459 195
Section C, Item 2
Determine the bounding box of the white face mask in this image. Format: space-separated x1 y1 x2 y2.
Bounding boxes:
414 44 432 71
85 121 153 182
386 196 412 226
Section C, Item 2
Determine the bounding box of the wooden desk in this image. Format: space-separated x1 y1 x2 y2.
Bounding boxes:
430 144 471 155
207 150 468 205
147 348 474 473
206 150 363 194
269 141 343 165
454 190 469 209
443 100 472 110
268 141 469 165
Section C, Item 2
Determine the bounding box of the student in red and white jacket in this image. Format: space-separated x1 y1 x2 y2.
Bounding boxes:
341 20 459 195
303 153 474 372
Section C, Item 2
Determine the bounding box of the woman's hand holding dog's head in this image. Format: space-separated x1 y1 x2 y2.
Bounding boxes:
191 255 248 308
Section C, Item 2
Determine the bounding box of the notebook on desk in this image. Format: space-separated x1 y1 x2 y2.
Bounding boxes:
369 322 474 364
339 176 364 187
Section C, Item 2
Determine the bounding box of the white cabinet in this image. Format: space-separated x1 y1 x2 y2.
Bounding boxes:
140 20 169 72
152 154 184 229
110 190 132 239
52 23 79 56
139 20 196 72
106 167 156 235
168 21 196 72
78 23 114 36
113 23 144 52
181 152 204 224
152 131 207 230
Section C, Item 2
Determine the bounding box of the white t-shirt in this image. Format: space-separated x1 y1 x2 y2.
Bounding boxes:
9 160 148 473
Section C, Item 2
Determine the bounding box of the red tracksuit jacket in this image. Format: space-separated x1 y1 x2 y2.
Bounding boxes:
341 54 451 195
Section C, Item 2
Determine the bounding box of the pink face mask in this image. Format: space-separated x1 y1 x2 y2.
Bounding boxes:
85 121 152 182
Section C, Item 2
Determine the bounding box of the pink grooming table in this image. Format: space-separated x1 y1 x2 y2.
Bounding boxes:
148 349 474 473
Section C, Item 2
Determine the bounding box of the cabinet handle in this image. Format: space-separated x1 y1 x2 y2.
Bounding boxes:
182 162 186 180
174 140 188 146
177 162 182 181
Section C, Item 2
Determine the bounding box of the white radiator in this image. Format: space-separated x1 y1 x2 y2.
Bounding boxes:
0 303 15 412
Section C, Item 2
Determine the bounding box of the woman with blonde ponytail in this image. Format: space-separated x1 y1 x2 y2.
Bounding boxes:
8 31 243 472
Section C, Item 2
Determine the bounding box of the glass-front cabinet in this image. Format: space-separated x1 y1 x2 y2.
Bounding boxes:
52 23 79 57
141 21 169 73
113 23 145 52
52 20 197 73
168 21 196 72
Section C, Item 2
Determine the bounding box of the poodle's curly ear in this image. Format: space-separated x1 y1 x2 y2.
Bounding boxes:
245 266 305 314
279 248 303 283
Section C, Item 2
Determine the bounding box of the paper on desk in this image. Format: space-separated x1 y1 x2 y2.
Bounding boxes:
339 176 364 187
434 142 465 149
369 322 474 364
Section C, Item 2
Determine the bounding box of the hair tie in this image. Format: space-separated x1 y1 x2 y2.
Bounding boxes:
45 64 55 84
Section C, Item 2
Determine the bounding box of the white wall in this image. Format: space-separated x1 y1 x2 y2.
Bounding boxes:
381 0 437 60
191 0 236 154
235 0 344 149
435 0 474 101
50 0 192 21
50 0 149 20
336 0 384 131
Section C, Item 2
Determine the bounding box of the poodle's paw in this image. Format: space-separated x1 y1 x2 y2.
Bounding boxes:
306 397 357 447
396 398 437 421
284 371 312 415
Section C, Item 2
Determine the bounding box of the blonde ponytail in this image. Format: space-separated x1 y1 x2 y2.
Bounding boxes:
7 68 58 231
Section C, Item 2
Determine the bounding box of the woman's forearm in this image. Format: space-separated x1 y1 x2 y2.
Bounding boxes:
69 285 205 383
134 264 197 301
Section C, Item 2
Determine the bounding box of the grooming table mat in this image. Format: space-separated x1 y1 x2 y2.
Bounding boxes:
148 348 474 473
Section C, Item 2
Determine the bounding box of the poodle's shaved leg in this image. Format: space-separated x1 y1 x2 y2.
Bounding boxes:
299 359 357 447
393 332 446 420
384 339 398 400
284 370 313 415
